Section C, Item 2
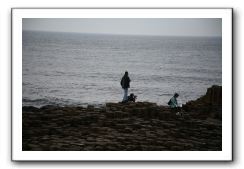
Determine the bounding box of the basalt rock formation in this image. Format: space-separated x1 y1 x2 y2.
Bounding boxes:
183 85 222 119
22 86 222 151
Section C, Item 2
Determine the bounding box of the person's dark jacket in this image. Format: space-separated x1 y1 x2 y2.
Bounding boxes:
120 75 131 89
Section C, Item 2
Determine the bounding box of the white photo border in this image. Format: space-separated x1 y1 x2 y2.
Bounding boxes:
12 8 233 161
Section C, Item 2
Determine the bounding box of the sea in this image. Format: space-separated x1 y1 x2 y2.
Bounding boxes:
23 31 222 107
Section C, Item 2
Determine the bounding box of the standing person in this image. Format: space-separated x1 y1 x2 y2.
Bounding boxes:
120 71 131 103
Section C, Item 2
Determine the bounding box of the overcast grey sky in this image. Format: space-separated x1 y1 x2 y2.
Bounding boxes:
23 18 221 37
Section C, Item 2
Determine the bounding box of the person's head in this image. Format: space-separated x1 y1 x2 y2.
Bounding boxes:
125 71 128 76
174 93 179 98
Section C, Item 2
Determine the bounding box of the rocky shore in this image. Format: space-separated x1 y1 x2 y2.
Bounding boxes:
23 86 222 151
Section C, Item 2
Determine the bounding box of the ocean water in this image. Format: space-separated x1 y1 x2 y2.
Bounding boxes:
23 31 222 107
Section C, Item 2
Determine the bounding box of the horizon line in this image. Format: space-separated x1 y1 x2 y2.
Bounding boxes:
22 29 222 38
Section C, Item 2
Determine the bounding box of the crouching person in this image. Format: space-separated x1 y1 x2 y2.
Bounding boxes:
127 93 137 102
168 93 182 116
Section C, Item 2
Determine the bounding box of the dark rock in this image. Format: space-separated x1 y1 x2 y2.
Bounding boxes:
23 106 40 112
183 85 222 120
40 105 58 110
22 86 222 151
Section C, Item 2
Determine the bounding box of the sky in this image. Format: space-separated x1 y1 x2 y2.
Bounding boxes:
23 18 222 37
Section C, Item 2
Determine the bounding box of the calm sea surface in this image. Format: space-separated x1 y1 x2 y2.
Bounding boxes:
23 31 222 107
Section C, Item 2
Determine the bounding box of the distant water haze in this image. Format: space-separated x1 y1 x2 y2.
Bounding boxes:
23 18 222 37
22 31 222 107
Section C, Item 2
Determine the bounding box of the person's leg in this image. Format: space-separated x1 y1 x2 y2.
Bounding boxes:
171 107 178 114
123 88 128 102
178 107 183 116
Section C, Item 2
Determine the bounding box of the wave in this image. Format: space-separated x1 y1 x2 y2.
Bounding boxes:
23 98 60 107
22 97 105 108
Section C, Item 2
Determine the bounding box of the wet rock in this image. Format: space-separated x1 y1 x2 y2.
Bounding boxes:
183 85 222 120
23 86 222 151
23 106 40 112
40 105 58 110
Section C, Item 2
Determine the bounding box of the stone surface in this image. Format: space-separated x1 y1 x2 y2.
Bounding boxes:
183 85 222 119
23 86 222 151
